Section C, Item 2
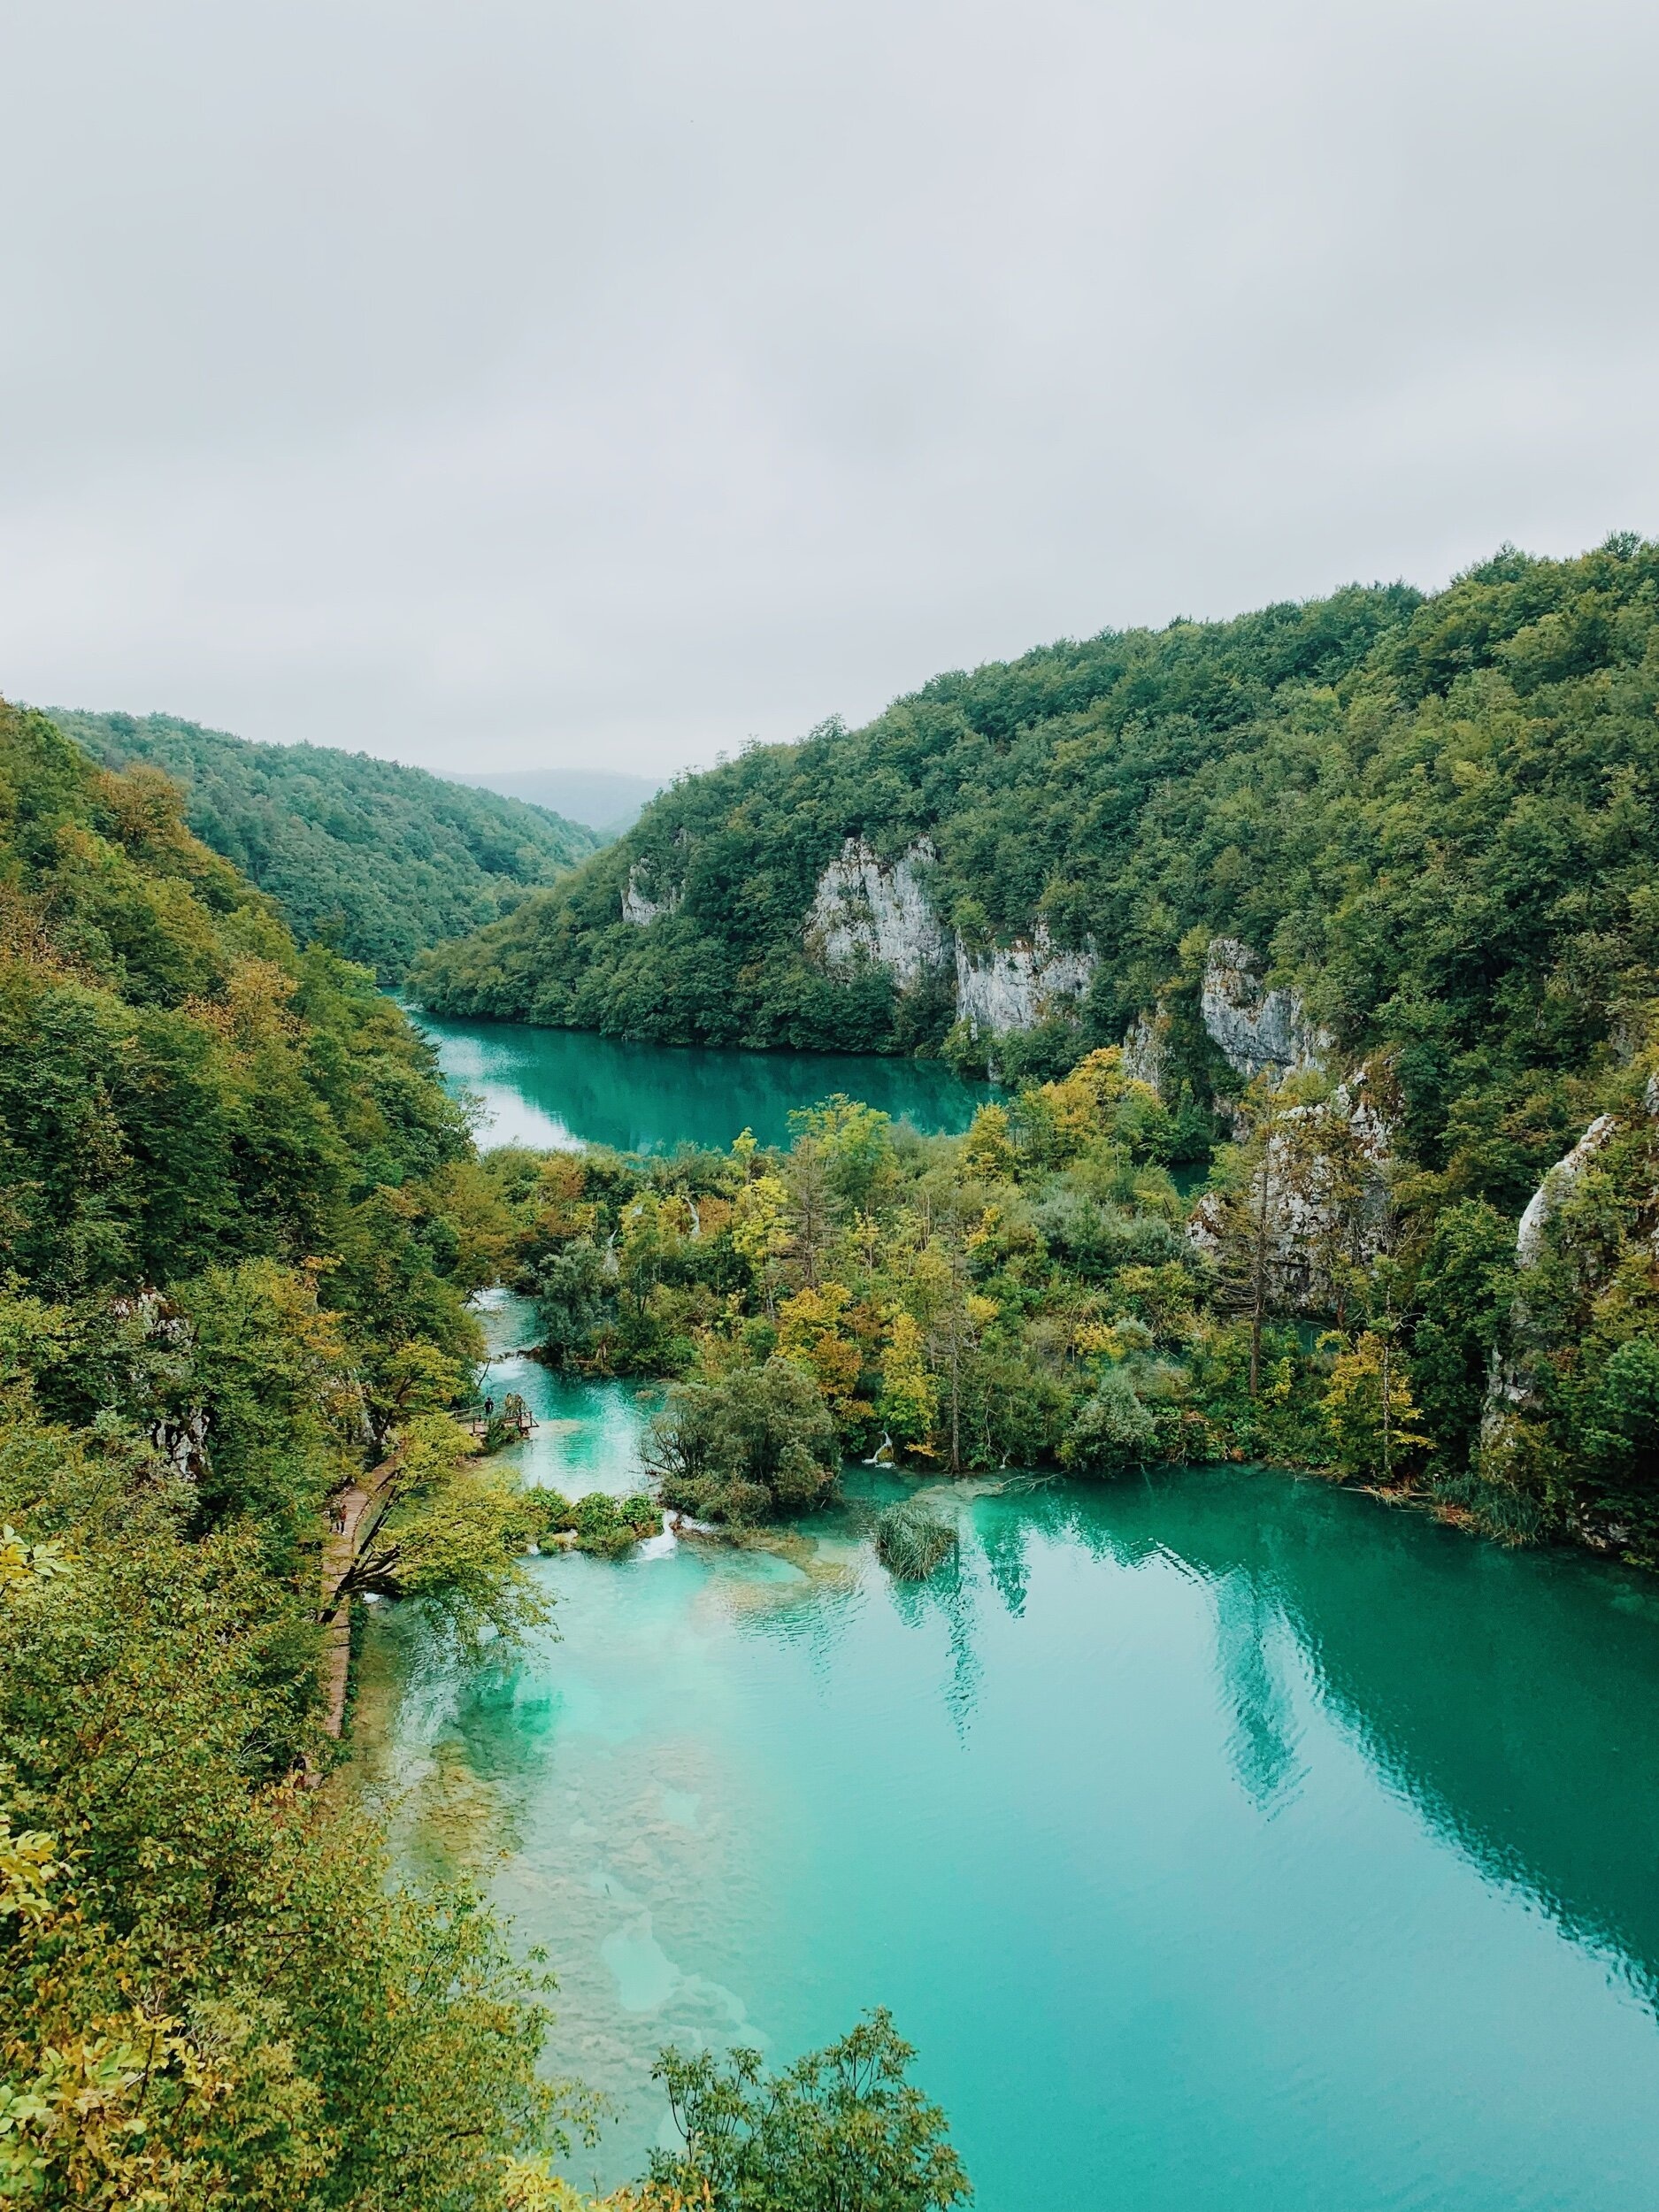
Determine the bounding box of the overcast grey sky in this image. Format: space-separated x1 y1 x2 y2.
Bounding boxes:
2 0 1655 777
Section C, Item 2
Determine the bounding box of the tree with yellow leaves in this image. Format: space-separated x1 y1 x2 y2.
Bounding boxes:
731 1172 793 1316
1321 1329 1432 1485
960 1102 1017 1181
879 1310 938 1459
776 1282 871 1422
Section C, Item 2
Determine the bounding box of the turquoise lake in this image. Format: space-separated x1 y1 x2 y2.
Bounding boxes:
356 1017 1659 2209
411 1010 983 1152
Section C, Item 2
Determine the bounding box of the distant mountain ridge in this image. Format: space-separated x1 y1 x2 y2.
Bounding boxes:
448 766 664 836
46 708 598 984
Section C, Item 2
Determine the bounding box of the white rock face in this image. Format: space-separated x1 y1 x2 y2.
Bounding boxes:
955 924 1095 1032
149 1407 211 1483
1514 1114 1618 1268
1121 1009 1171 1092
1186 1078 1392 1310
803 841 1093 1032
621 862 680 926
1483 1111 1623 1469
804 838 948 987
1200 938 1330 1081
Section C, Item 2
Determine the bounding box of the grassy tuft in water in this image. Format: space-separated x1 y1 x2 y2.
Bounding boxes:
873 1501 958 1582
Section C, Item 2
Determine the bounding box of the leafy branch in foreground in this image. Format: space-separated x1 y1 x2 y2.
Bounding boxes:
495 2013 969 2212
648 2010 970 2212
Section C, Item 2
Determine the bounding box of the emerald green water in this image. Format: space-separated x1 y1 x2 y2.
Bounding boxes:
357 1019 1659 2208
411 1012 982 1152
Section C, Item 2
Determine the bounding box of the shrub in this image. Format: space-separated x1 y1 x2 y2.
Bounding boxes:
647 2008 969 2211
647 1358 839 1524
1060 1369 1158 1473
571 1491 662 1556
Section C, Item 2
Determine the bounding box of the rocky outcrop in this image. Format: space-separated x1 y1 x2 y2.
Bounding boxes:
803 841 1092 1033
621 861 680 926
148 1407 211 1482
1118 939 1325 1107
1480 1103 1642 1474
1201 938 1330 1082
1515 1115 1619 1268
110 1286 192 1345
1121 1009 1171 1092
804 838 948 987
1187 1077 1392 1311
955 924 1094 1033
105 1291 211 1479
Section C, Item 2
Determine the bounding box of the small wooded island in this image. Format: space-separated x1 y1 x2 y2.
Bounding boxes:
5 539 1659 2208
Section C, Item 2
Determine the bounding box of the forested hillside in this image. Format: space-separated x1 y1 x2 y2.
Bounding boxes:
0 698 573 2200
0 697 966 2208
50 708 596 983
415 537 1659 1196
411 538 1659 1564
411 572 1430 1048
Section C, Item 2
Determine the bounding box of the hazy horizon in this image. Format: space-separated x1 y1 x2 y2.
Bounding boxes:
4 0 1656 781
24 697 670 806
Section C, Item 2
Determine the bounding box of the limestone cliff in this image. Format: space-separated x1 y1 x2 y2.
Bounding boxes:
803 838 948 987
1121 1008 1171 1092
621 860 680 926
1200 938 1331 1081
1514 1115 1620 1268
954 924 1095 1033
1480 1101 1649 1495
1187 1078 1393 1310
802 841 1091 1033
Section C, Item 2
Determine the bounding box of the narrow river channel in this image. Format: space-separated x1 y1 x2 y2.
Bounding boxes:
351 1017 1659 2211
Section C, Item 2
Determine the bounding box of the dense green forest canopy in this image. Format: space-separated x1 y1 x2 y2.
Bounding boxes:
0 696 570 2203
414 535 1659 1212
50 707 597 984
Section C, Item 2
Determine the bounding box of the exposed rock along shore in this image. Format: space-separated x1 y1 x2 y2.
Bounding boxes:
616 836 1619 1340
624 833 1342 1065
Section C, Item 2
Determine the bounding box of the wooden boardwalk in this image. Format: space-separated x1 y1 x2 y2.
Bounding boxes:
319 1451 400 1740
316 1396 534 1744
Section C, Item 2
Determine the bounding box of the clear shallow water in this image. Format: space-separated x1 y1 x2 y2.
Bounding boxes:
466 1289 662 1501
410 1011 983 1153
355 1299 1659 2211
